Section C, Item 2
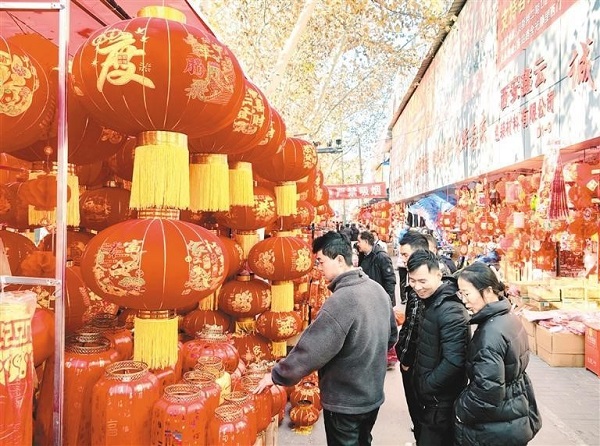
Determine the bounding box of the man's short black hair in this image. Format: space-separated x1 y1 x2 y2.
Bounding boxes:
399 231 429 251
312 231 353 266
407 249 440 273
358 230 375 246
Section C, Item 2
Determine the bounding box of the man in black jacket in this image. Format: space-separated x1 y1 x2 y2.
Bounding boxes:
407 249 469 446
357 230 397 305
395 231 429 441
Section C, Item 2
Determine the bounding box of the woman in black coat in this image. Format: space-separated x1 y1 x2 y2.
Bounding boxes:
454 263 542 446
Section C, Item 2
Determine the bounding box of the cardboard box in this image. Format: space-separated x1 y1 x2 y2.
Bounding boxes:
536 325 584 367
528 334 537 355
520 317 537 337
536 325 584 354
584 324 600 377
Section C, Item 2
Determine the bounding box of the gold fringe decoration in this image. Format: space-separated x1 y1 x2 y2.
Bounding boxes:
234 231 260 259
274 181 297 216
133 310 179 369
190 153 230 212
129 131 190 210
229 161 254 207
28 166 80 226
271 281 294 312
198 292 217 311
235 317 256 333
271 341 288 358
297 281 308 295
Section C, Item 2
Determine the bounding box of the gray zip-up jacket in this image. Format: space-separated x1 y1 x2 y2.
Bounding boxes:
271 268 398 414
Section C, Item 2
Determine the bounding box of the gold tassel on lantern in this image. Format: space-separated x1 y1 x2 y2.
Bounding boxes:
190 153 230 212
133 310 179 369
229 161 254 207
129 131 190 210
271 341 288 358
270 281 294 312
198 292 218 311
28 164 80 227
275 181 297 216
234 231 260 259
235 317 257 333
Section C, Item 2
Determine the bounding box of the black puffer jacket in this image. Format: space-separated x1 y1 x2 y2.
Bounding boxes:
414 277 469 406
358 245 397 305
454 298 542 446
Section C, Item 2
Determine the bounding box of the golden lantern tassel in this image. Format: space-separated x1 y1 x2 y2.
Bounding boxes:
235 231 260 259
235 317 257 333
133 310 179 369
129 131 190 210
271 281 294 312
229 161 254 207
275 181 297 216
67 171 80 226
190 153 230 212
271 341 288 358
198 293 217 311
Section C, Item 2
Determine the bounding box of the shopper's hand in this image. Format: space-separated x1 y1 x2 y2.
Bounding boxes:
252 373 274 394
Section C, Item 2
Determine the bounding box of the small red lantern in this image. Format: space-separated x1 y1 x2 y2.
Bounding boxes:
256 310 302 342
253 138 318 216
218 274 272 326
247 233 313 282
231 332 273 364
79 184 134 231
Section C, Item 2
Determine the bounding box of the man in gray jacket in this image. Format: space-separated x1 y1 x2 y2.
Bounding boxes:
254 231 398 445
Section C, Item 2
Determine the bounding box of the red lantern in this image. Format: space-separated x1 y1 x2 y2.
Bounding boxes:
280 200 316 230
0 37 55 152
230 332 273 364
182 309 232 338
218 274 272 322
17 174 71 211
39 229 94 266
75 161 113 188
31 307 55 367
80 217 228 310
247 234 313 281
229 107 286 164
215 186 277 231
218 235 245 278
79 184 134 231
0 229 37 275
189 80 271 155
256 310 302 342
11 81 128 165
106 138 136 182
0 182 29 230
71 8 245 138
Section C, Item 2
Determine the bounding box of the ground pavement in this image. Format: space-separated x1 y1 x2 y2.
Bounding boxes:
276 355 600 445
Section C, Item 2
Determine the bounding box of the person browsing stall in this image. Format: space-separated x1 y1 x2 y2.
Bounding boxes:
253 231 398 446
454 262 542 446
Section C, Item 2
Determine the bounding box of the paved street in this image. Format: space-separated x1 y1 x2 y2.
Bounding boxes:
277 354 600 445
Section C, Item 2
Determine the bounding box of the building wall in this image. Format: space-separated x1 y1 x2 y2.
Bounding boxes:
389 0 600 201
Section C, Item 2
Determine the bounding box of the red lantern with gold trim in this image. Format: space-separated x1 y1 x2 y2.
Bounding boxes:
80 213 229 369
218 274 271 330
72 6 246 211
218 235 245 279
256 310 302 342
230 107 286 164
0 38 55 152
280 200 316 230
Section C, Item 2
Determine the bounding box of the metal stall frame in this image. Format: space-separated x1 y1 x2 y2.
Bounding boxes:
0 1 69 444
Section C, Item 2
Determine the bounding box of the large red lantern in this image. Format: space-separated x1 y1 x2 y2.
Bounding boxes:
253 138 318 216
0 38 55 152
72 6 246 210
80 214 229 369
0 229 37 275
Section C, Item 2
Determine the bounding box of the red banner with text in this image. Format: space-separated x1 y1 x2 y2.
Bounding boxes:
326 182 387 200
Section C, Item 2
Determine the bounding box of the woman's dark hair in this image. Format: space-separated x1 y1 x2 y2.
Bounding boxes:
458 262 506 295
312 231 352 266
406 249 439 273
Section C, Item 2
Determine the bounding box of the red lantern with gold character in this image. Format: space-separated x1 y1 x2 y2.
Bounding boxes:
72 6 246 211
80 212 229 369
79 184 134 231
218 274 271 332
